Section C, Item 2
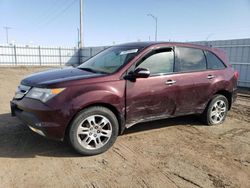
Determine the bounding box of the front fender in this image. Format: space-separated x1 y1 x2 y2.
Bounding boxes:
72 90 125 114
58 81 126 137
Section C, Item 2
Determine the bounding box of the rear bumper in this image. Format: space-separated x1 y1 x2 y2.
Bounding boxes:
10 98 68 141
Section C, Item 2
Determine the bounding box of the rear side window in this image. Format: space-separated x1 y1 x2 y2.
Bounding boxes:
205 51 226 70
175 47 206 72
137 48 174 75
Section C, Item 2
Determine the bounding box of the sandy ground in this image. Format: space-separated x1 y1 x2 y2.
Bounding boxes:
0 67 249 188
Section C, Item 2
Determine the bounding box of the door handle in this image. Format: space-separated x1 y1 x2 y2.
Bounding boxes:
207 75 215 79
165 80 176 85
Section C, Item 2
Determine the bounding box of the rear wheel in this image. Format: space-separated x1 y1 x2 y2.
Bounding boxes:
202 94 229 126
69 106 119 155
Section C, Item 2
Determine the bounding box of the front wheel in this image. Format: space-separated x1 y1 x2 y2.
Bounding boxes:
69 106 119 155
202 94 229 126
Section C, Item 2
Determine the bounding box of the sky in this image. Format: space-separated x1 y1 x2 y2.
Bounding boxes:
0 0 250 47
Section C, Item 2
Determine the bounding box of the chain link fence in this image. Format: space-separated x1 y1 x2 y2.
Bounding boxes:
0 45 79 66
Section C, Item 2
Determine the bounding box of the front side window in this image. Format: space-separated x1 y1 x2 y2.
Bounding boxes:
136 48 174 75
175 47 206 72
205 51 226 70
78 47 142 74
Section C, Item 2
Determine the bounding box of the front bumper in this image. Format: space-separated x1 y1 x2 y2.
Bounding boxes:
10 98 68 141
11 102 46 137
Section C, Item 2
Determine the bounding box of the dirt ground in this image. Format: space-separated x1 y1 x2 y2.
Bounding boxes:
0 67 249 188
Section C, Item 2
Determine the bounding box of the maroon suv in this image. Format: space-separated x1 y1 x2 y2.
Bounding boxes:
11 42 238 155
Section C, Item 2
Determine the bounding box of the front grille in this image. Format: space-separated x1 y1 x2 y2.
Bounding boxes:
14 84 31 99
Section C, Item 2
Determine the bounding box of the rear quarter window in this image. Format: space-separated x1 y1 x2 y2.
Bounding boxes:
205 51 226 70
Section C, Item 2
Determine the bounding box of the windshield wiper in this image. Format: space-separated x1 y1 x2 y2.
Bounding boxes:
77 67 108 74
77 67 97 73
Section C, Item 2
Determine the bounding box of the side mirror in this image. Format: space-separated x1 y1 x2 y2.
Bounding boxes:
124 68 150 81
133 68 150 78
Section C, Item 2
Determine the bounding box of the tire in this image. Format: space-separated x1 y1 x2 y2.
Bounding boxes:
202 94 229 126
69 106 119 155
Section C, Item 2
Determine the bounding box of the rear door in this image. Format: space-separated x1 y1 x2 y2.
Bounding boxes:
173 46 208 114
174 47 227 113
191 50 227 111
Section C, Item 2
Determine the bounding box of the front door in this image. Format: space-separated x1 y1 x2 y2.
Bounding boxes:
125 47 196 126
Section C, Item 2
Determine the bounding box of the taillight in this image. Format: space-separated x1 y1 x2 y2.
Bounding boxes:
234 71 239 79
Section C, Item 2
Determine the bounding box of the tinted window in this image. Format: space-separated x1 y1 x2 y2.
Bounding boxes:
137 49 174 75
205 51 226 69
175 47 206 72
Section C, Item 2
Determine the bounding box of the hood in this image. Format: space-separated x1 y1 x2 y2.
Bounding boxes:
21 67 103 87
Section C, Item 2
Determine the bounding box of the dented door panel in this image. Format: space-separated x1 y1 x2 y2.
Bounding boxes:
125 73 196 126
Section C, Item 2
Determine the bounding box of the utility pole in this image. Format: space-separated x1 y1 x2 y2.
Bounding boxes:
206 33 214 41
205 33 214 47
77 28 80 48
79 0 84 48
147 14 158 41
3 26 11 44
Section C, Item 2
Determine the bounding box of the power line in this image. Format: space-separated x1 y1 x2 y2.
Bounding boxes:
29 0 68 27
40 0 77 28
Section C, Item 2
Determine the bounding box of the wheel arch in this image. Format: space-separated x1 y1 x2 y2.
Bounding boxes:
64 102 125 141
214 90 232 110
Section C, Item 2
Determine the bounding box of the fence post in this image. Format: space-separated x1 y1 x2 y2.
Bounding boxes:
59 47 62 66
13 45 17 66
90 47 93 57
38 46 42 66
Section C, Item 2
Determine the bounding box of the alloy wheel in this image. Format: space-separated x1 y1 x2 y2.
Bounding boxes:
210 100 227 124
76 115 112 150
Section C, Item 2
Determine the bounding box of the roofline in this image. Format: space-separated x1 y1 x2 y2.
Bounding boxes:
115 41 214 50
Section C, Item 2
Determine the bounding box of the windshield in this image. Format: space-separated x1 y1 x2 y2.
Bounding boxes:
78 46 141 74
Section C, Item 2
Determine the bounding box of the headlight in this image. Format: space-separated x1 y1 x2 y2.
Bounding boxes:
26 87 65 103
